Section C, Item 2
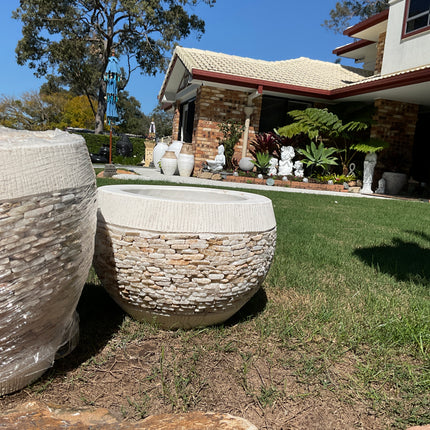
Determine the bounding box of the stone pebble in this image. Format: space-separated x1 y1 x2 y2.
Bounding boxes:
93 223 276 320
0 185 97 395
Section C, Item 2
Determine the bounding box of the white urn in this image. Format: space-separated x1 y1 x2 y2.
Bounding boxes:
161 150 178 175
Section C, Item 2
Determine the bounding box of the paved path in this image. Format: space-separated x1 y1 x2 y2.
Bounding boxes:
95 164 389 199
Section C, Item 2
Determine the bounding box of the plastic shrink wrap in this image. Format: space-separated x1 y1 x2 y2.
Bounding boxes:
0 127 97 395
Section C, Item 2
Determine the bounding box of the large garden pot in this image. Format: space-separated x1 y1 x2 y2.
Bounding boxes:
152 140 168 171
160 150 177 176
382 172 408 195
0 127 97 395
177 144 194 177
93 185 277 329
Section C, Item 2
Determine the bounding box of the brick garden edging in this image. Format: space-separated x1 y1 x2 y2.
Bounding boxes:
223 175 348 192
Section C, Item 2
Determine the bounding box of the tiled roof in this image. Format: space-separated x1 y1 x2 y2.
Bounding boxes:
174 46 373 91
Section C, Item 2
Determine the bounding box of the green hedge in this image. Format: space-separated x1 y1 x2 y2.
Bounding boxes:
74 132 146 166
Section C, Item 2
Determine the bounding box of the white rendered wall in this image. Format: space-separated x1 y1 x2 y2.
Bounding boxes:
382 0 430 75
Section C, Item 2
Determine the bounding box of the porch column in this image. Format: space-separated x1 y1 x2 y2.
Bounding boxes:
241 106 254 159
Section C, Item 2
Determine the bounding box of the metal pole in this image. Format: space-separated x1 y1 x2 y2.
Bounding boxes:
109 126 112 164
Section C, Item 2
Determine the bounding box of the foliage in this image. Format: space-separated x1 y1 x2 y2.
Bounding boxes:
350 137 389 153
297 141 338 175
323 0 389 34
62 95 97 129
277 107 374 175
251 152 272 174
317 173 356 184
74 132 145 165
250 132 280 159
0 91 70 130
13 0 215 133
218 119 244 170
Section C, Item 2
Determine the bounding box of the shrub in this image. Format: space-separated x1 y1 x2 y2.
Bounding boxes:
73 132 145 165
218 120 244 170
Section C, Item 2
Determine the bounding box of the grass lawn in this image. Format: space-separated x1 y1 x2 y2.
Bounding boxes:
2 177 428 429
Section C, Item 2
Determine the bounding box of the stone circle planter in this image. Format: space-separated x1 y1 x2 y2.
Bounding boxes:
93 185 277 329
382 172 408 195
0 127 97 395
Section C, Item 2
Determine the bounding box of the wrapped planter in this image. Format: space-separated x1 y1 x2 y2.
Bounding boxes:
0 127 97 395
93 185 277 329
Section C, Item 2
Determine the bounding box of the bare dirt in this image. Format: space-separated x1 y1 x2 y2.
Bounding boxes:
0 284 395 429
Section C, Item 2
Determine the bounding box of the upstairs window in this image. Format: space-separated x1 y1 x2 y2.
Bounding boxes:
405 0 430 34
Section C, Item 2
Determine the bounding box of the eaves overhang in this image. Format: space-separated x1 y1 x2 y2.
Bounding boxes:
190 66 430 105
343 9 389 40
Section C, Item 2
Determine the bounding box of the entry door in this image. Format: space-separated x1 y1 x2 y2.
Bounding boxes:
180 99 195 143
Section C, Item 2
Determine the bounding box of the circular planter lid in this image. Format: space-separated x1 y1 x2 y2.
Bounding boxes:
97 184 276 233
0 127 95 200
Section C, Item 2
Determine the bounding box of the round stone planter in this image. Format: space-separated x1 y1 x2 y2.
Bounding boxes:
382 172 408 195
93 185 277 329
0 127 97 395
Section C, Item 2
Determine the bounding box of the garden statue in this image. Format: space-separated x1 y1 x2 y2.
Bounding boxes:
268 157 278 176
206 144 226 172
293 160 304 177
361 152 377 194
375 178 386 194
278 146 295 176
116 134 133 157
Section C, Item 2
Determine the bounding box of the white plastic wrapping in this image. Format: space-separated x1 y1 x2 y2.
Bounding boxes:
0 127 97 395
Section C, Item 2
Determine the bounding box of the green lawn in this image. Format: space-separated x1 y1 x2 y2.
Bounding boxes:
89 178 429 427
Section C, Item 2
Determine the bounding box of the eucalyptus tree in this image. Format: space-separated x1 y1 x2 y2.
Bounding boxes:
324 0 389 33
13 0 215 133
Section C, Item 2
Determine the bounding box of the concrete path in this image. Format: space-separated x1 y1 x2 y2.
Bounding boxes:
95 164 389 199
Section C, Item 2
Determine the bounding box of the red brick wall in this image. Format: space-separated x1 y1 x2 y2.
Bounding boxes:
171 103 180 141
370 99 419 179
191 86 261 171
374 32 386 75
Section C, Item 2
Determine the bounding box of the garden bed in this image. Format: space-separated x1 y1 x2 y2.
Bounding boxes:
224 174 348 192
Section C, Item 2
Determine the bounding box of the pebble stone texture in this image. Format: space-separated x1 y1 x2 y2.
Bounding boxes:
0 127 97 395
93 185 277 329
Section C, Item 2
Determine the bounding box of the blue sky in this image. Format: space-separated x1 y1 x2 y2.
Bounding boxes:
0 0 357 114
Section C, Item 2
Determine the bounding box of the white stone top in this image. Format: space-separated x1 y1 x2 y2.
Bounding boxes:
0 127 95 200
97 185 276 233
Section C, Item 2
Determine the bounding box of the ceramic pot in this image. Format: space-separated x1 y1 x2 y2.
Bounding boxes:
161 150 177 175
152 141 168 171
0 127 97 395
382 172 408 195
178 144 194 177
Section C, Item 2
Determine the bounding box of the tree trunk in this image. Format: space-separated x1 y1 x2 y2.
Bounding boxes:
95 83 106 134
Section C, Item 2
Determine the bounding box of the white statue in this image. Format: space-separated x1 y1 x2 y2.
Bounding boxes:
293 160 304 177
206 144 226 172
268 157 278 176
278 146 295 176
375 178 386 194
360 152 377 194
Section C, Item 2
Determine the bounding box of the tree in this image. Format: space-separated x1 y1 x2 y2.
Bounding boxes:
13 0 215 133
0 91 69 130
323 1 389 33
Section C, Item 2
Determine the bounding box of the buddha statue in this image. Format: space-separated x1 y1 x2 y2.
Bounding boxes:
206 144 226 172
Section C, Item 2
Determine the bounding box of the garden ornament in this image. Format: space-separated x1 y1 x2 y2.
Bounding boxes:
293 160 304 177
268 157 278 176
206 144 226 172
278 145 295 176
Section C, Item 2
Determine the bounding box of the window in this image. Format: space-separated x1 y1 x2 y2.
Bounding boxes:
259 96 310 133
405 0 430 34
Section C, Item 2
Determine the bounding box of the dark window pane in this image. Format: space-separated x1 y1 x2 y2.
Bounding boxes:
406 14 429 32
408 0 430 18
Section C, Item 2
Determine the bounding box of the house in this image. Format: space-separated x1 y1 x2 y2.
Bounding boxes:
158 0 430 183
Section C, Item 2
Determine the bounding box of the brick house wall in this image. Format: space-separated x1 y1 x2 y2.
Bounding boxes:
370 98 419 180
374 32 386 75
172 86 262 172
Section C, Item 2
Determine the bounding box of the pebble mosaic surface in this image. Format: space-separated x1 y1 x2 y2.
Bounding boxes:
0 185 97 395
94 222 276 328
